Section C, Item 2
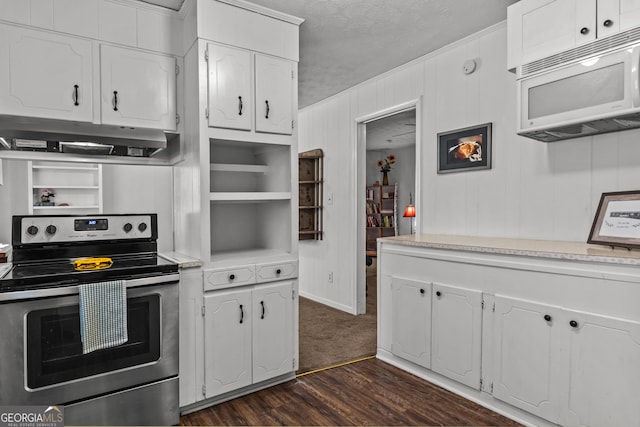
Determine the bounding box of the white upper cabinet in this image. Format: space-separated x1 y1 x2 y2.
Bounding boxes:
508 0 640 70
0 23 93 122
207 43 252 131
206 44 294 135
100 44 177 131
255 54 293 135
520 0 596 62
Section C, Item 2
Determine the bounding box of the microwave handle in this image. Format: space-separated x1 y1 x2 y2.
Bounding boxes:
632 45 640 108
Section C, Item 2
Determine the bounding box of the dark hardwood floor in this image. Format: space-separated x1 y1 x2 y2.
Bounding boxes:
180 358 522 426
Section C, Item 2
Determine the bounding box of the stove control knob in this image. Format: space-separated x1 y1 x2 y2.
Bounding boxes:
27 225 39 236
46 225 57 235
138 222 148 232
123 223 133 233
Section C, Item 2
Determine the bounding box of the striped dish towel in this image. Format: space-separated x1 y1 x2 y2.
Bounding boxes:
79 280 128 354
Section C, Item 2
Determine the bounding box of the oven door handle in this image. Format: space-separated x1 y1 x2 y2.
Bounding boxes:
0 274 180 302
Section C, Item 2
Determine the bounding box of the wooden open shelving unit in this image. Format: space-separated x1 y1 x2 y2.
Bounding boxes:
298 149 323 240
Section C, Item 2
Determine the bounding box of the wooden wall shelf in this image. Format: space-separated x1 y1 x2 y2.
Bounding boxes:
298 149 323 240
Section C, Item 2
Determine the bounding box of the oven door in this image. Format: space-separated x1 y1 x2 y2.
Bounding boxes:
0 275 178 406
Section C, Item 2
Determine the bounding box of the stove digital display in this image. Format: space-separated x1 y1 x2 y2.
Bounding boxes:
75 218 108 231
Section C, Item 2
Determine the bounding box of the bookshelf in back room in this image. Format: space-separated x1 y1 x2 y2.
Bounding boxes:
28 161 103 215
366 183 397 256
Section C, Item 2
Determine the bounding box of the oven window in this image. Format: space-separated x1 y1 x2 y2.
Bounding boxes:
26 295 161 389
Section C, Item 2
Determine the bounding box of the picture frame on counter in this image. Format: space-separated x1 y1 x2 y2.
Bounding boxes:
437 123 491 173
588 190 640 249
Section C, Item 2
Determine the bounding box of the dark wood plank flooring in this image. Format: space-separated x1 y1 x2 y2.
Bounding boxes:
180 358 522 426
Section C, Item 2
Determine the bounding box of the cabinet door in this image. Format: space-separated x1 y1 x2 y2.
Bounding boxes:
100 45 176 130
597 0 622 37
207 43 252 131
391 277 431 368
493 295 565 425
613 0 640 33
0 23 92 122
255 54 293 135
204 288 252 397
564 309 640 427
431 283 482 389
520 0 596 63
252 281 293 383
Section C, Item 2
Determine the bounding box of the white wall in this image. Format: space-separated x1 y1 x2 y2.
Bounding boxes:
0 161 174 252
298 22 640 313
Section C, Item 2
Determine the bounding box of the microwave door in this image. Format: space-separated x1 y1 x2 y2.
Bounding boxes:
518 46 637 133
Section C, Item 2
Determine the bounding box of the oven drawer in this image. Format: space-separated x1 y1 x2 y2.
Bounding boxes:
256 260 298 283
204 265 256 290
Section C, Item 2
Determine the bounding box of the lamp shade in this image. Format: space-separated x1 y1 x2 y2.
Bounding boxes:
403 204 416 218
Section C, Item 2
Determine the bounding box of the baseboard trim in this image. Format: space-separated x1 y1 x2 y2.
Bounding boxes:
298 291 356 314
179 372 295 416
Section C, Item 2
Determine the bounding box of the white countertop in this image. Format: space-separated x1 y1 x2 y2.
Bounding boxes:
380 234 640 266
160 252 203 269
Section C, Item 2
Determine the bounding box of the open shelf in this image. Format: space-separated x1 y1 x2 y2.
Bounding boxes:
209 163 269 173
209 138 291 193
209 192 291 201
28 161 102 215
209 199 292 259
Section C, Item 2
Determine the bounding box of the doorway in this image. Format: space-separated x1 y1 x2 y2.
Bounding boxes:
355 100 421 314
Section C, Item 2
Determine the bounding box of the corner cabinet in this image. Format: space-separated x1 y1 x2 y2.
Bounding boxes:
28 161 102 214
175 0 303 412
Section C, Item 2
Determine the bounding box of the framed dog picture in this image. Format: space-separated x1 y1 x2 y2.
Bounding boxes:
437 123 492 174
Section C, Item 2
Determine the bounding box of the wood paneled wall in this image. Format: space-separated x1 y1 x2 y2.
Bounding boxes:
298 22 640 313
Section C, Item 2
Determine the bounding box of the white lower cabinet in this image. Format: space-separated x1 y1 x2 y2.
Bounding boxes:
493 295 566 424
390 278 483 389
391 277 431 368
203 281 294 399
494 295 640 427
431 283 483 390
565 308 640 427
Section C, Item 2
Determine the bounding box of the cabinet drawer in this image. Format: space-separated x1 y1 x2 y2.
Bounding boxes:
204 265 256 290
255 261 298 283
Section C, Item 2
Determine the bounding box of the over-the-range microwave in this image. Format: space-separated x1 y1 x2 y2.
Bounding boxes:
518 43 640 142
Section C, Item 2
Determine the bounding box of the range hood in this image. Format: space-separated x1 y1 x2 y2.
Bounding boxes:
0 116 180 164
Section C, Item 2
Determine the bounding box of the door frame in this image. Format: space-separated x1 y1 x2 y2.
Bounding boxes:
354 98 422 314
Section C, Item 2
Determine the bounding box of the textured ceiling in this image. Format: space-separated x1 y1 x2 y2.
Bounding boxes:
140 0 517 108
246 0 517 108
366 109 416 151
